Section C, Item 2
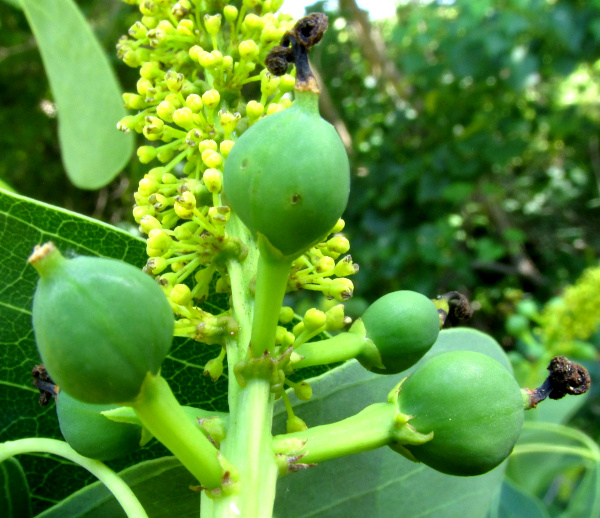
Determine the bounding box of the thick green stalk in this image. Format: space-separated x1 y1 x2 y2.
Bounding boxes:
250 235 293 357
130 374 224 489
272 402 397 464
293 332 372 369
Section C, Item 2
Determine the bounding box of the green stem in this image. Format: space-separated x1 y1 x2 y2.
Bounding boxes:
0 438 148 518
511 444 599 462
293 331 372 369
250 236 292 357
205 378 279 518
272 402 397 464
130 374 224 489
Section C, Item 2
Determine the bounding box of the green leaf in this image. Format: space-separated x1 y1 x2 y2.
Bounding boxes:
272 328 513 517
489 478 548 518
0 189 227 514
37 457 198 518
507 421 600 514
0 458 32 518
0 0 22 10
19 0 133 189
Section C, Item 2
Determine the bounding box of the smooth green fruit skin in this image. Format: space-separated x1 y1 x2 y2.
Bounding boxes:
360 291 440 374
397 351 524 476
32 255 174 404
56 390 142 460
223 96 350 257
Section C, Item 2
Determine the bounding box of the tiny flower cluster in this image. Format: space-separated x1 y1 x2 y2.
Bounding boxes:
118 1 358 373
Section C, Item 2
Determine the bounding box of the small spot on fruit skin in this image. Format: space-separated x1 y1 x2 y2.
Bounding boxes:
291 194 301 204
241 158 248 170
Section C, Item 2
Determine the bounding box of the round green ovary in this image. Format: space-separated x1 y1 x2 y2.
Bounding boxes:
56 390 142 461
32 254 174 404
397 351 524 476
224 97 350 258
360 291 440 374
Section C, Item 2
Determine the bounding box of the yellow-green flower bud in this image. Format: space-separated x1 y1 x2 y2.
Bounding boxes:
281 330 295 348
260 23 284 45
218 110 241 136
239 40 259 61
246 100 264 121
243 14 264 32
141 15 158 30
157 148 175 163
201 149 223 168
293 382 312 401
189 45 205 63
204 14 222 36
174 202 193 219
199 139 218 152
176 19 194 36
286 415 308 434
116 116 137 134
199 50 224 69
209 206 230 225
139 214 162 234
220 140 235 158
203 168 222 193
303 308 327 332
174 221 199 241
223 5 238 23
266 103 285 115
325 304 348 331
173 107 195 130
133 205 157 224
260 70 280 98
137 177 160 196
137 146 158 164
327 236 350 254
140 61 162 80
123 93 147 110
183 95 201 114
326 278 354 302
170 283 193 305
149 193 169 211
279 73 296 93
164 93 182 108
160 173 178 185
201 89 220 109
204 356 224 382
331 218 345 233
139 0 159 17
165 70 184 92
147 229 172 255
334 255 358 277
279 306 294 324
136 77 153 96
176 190 196 210
243 0 261 8
144 256 168 275
157 100 176 122
316 256 335 273
143 116 164 140
129 21 148 39
172 0 192 18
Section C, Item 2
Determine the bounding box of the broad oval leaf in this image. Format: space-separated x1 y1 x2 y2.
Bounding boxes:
19 0 134 189
0 458 32 518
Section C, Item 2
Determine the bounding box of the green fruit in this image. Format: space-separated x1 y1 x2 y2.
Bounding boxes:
396 351 525 476
30 243 174 404
223 92 350 258
359 291 440 374
56 390 143 460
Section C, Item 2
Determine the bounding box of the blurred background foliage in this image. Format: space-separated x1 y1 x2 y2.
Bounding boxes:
2 0 600 513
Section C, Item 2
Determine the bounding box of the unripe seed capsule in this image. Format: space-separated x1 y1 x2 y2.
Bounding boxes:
30 243 174 404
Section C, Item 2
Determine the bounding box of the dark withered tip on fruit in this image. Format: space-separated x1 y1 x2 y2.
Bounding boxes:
265 13 329 91
547 356 590 399
525 356 590 408
32 364 58 405
438 291 473 325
